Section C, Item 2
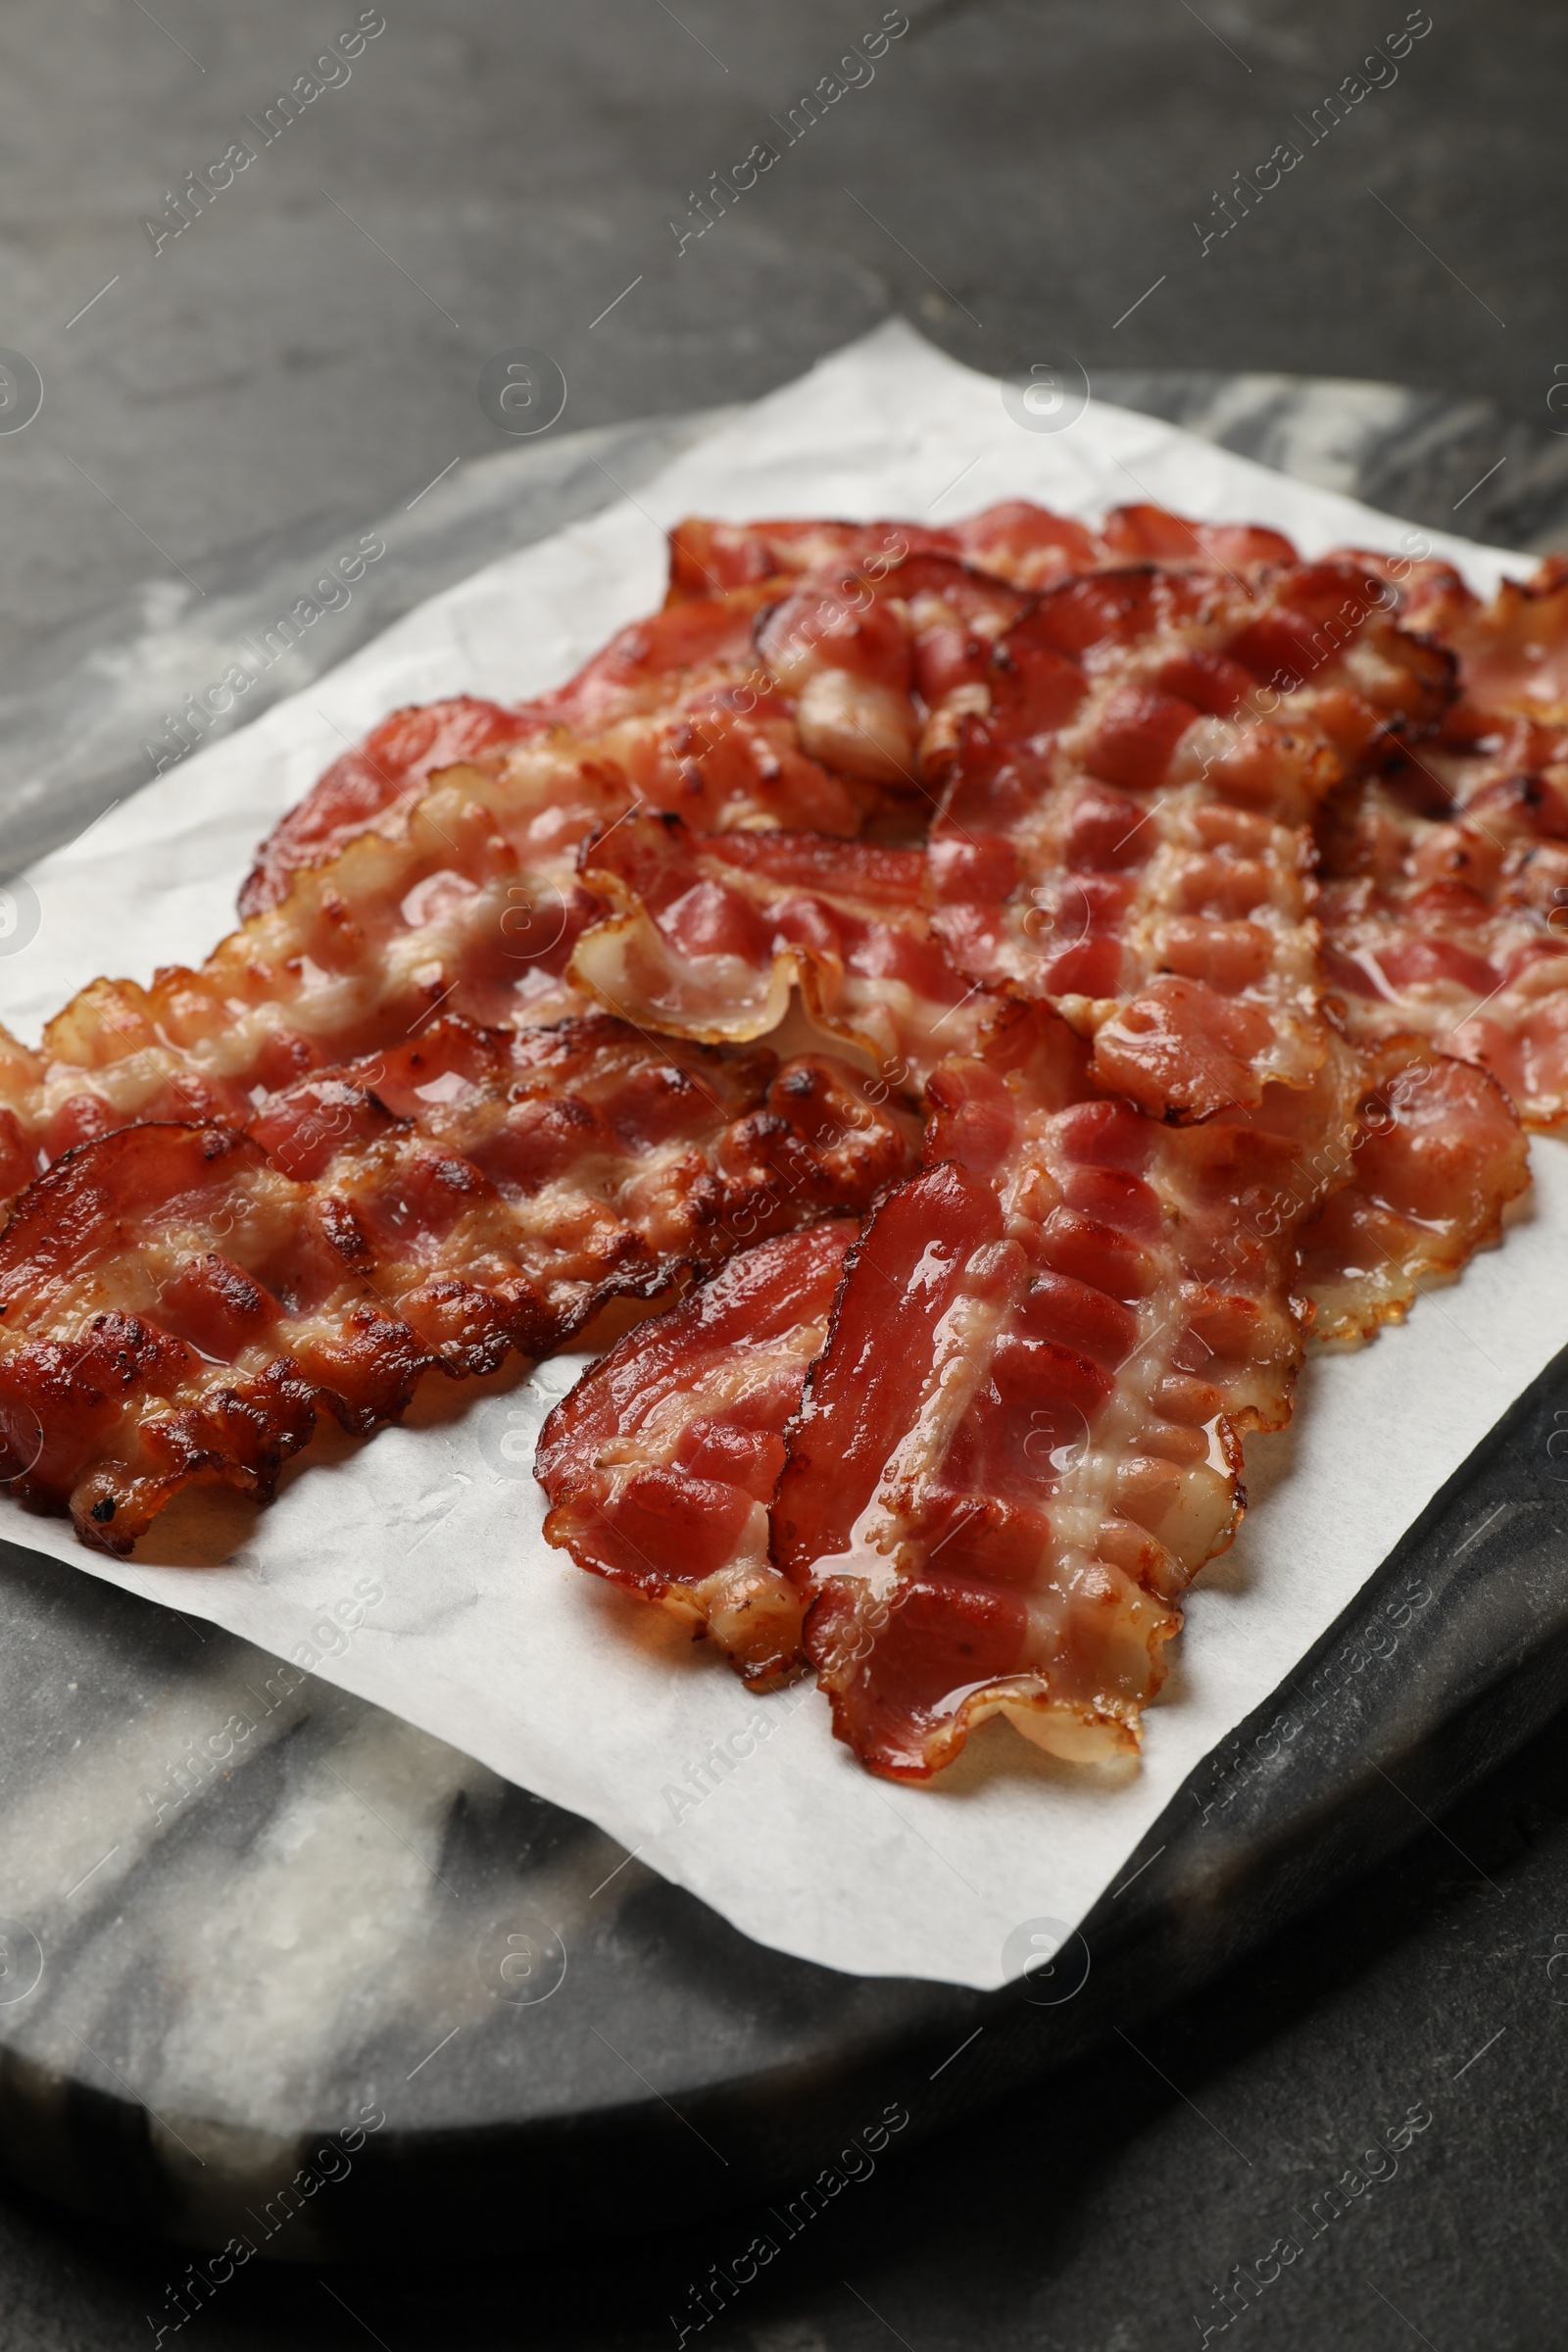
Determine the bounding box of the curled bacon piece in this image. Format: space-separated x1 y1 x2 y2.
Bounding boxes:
536 1219 857 1687
1297 1038 1529 1342
572 811 983 1080
929 560 1453 1118
769 1001 1362 1778
752 549 1027 802
0 1017 910 1552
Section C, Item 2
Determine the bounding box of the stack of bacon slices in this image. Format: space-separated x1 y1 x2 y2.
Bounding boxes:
0 494 1555 1785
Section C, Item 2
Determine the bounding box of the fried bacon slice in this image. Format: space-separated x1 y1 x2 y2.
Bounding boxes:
1317 751 1568 1128
1317 562 1568 1126
0 764 609 1203
1440 557 1568 719
927 560 1453 1118
769 1000 1364 1778
751 550 1027 807
1295 1037 1528 1342
0 1017 910 1552
536 1219 858 1687
667 502 1300 602
254 502 1286 920
569 559 1448 1118
572 812 985 1081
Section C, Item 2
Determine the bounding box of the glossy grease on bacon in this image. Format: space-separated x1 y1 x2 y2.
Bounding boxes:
0 1018 909 1551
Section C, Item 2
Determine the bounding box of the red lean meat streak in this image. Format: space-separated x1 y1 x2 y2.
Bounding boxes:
0 500 1540 1779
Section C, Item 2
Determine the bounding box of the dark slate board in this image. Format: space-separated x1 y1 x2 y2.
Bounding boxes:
1 359 1564 2258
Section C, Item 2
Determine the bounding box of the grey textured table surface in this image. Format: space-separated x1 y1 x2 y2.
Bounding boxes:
4 5 1568 2348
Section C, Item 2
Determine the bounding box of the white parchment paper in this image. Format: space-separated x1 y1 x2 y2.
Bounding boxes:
0 320 1559 1991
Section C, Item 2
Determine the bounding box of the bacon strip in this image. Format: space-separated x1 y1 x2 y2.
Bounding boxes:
0 763 609 1199
770 1000 1363 1778
570 557 1448 1123
0 1017 909 1552
239 697 540 916
241 551 1027 916
1442 558 1568 718
1318 769 1568 1129
667 501 1301 601
1296 1037 1528 1342
929 561 1453 1119
1317 563 1568 1126
251 502 1287 922
536 1219 858 1687
239 585 857 913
